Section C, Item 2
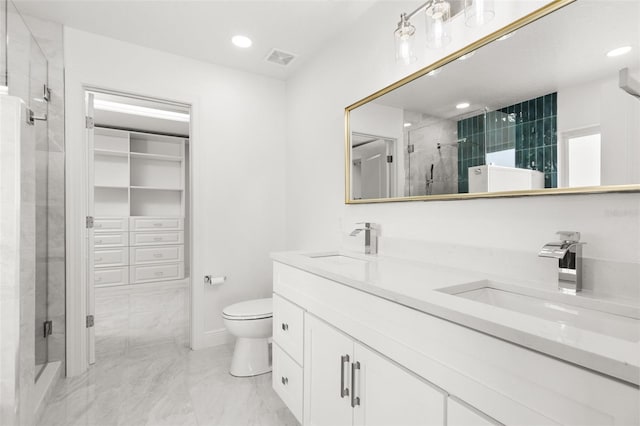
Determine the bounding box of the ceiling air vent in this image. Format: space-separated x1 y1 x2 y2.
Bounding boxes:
265 49 296 66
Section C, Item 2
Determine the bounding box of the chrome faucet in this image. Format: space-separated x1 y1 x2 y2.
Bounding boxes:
350 222 378 255
538 231 586 294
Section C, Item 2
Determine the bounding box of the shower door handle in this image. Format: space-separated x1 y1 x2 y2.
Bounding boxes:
26 108 48 125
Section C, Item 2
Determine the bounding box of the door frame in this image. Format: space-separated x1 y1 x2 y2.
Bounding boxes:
66 85 195 376
558 125 600 188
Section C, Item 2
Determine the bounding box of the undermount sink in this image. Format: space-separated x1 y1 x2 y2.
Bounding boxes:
439 281 640 342
306 253 368 265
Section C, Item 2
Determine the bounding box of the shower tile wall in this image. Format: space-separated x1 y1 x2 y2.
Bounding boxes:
23 15 66 367
404 111 458 196
457 93 557 193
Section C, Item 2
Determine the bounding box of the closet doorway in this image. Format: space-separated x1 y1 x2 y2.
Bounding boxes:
85 89 191 364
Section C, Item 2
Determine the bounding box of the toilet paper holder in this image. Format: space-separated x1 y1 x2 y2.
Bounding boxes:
204 275 227 285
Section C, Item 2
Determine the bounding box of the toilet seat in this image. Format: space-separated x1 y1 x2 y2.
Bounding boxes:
222 297 272 321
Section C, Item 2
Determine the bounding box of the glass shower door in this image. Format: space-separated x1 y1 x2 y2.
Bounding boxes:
6 0 50 379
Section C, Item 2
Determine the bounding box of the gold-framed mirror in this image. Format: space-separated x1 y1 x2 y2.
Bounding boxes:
345 0 640 203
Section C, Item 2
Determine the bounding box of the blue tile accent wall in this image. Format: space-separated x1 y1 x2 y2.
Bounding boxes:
457 92 557 193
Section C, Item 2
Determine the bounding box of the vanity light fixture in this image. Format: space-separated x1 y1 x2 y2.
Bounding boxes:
456 102 470 109
464 0 495 28
231 35 252 48
394 0 494 63
606 46 632 57
93 99 190 122
498 31 516 41
457 51 475 61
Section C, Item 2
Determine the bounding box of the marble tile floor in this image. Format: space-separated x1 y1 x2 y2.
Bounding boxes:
38 342 299 426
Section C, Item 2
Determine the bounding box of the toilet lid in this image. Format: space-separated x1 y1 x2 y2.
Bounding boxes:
223 297 273 320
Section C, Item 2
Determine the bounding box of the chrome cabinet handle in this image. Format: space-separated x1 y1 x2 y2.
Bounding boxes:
154 271 164 276
351 362 361 407
153 223 162 227
95 276 103 282
95 239 103 244
95 257 103 262
340 355 350 398
281 323 289 331
153 253 163 258
153 237 163 241
281 376 288 385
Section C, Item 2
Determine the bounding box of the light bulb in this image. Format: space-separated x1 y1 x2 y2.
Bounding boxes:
394 17 416 64
426 1 451 49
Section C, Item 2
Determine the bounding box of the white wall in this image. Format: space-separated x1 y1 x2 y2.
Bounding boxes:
284 1 640 294
64 28 287 375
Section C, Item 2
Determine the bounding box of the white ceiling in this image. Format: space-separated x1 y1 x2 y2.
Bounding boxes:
14 0 378 80
373 0 640 119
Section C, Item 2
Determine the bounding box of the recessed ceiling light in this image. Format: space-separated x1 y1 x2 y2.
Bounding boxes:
606 46 632 57
232 35 252 48
498 31 516 41
456 102 470 109
404 122 412 127
457 52 475 61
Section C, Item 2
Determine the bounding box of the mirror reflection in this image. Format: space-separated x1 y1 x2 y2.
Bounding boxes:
348 0 640 201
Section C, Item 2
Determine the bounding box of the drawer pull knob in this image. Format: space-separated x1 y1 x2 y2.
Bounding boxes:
153 253 163 258
154 271 164 276
281 376 288 385
96 239 103 244
281 323 289 331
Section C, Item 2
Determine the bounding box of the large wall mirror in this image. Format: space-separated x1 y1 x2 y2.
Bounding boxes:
345 0 640 203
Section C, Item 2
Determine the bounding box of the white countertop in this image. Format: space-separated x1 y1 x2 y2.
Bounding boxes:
271 250 640 386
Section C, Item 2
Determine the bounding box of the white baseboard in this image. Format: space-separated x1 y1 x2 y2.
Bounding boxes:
198 328 233 349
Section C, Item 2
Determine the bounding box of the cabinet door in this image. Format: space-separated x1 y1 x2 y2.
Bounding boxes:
304 314 354 426
353 343 445 426
447 398 499 426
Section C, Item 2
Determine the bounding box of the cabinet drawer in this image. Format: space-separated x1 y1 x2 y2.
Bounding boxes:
94 232 128 248
273 294 304 365
94 247 129 267
130 217 183 231
130 245 184 265
130 231 184 246
273 343 303 423
94 217 128 232
95 267 129 287
130 262 184 284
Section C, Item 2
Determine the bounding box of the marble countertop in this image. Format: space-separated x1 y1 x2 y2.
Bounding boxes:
271 250 640 386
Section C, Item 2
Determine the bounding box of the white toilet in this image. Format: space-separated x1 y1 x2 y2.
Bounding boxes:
222 297 273 377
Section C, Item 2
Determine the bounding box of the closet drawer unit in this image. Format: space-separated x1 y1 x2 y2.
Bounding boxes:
273 294 305 365
130 262 184 284
130 245 184 265
94 217 129 232
95 266 129 287
273 343 303 423
94 247 129 268
130 231 184 246
130 217 183 231
94 232 129 248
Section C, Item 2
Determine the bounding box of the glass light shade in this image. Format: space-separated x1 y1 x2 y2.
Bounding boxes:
464 0 495 28
394 21 417 64
425 0 452 49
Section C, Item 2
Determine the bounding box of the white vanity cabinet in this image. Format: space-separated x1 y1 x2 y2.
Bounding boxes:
272 260 640 426
447 398 499 426
304 314 445 426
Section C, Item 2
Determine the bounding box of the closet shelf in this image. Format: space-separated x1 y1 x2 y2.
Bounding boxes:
94 149 129 158
130 152 183 162
95 184 129 189
130 186 184 191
